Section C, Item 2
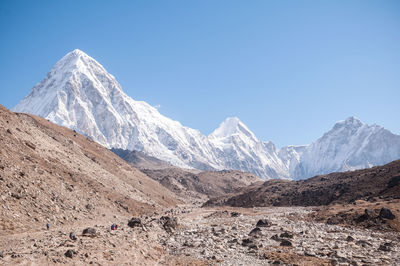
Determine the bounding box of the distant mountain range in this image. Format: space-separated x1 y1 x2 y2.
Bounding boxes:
13 49 400 180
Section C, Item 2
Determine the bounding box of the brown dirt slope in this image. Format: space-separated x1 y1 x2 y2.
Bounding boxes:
205 159 400 207
0 105 179 234
141 167 263 201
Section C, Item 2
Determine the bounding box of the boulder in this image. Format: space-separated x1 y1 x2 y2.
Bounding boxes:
64 249 77 258
82 227 97 237
379 208 395 220
378 243 392 252
271 234 280 241
248 227 262 237
327 216 342 225
241 238 254 247
355 209 374 223
230 212 241 217
127 217 142 228
280 231 294 239
160 216 178 233
256 219 271 227
280 239 292 246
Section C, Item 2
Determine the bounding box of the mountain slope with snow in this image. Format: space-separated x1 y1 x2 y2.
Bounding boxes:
291 117 400 179
13 49 400 180
209 117 288 179
13 49 220 170
13 49 286 178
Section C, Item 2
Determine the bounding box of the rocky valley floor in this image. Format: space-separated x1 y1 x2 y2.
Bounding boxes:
1 105 399 265
0 202 399 265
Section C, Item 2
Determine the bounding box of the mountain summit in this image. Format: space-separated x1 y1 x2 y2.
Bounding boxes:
13 50 400 180
210 117 258 141
292 116 400 179
13 50 216 169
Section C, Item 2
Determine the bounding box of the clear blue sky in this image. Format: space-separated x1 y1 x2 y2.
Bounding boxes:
1 0 399 147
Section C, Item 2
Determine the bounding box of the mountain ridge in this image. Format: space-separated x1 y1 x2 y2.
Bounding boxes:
13 49 400 180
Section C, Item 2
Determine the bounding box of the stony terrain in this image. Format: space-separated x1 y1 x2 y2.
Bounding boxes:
206 159 400 208
1 203 399 265
166 205 400 265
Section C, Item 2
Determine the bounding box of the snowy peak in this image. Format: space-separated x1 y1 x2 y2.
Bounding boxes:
210 117 258 141
291 117 400 179
13 49 400 181
52 49 97 74
13 49 124 119
332 116 364 130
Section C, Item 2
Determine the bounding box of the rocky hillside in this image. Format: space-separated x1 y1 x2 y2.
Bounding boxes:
113 148 263 201
205 159 400 207
141 168 262 202
111 148 172 170
0 105 178 234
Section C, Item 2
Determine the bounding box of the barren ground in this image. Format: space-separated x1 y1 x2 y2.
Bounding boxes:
1 202 399 265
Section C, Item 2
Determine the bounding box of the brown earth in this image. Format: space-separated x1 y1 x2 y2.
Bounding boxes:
114 148 263 202
141 168 263 202
205 159 400 208
0 104 179 235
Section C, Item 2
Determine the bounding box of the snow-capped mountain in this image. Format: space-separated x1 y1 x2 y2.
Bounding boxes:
13 49 400 180
291 117 400 179
278 145 307 177
13 49 220 170
13 49 285 178
209 117 288 179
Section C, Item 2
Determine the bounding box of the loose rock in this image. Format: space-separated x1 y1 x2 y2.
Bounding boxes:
379 207 395 220
82 227 97 237
280 240 292 246
160 216 178 233
64 249 77 258
127 217 142 228
256 219 270 227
